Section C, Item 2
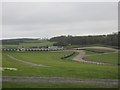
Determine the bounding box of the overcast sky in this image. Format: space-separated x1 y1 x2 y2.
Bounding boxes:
2 2 118 39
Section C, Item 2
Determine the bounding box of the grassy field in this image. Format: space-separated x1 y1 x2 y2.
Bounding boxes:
19 41 55 48
65 44 117 49
2 44 19 48
85 50 118 64
85 48 115 53
2 49 119 88
2 51 118 79
85 50 100 55
2 41 55 48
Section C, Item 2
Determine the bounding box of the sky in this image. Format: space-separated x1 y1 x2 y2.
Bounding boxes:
2 2 118 39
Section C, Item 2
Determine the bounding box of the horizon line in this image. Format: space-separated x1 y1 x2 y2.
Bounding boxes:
0 32 118 40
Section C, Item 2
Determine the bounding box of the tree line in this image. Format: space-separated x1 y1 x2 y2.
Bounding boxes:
2 32 119 48
50 32 119 48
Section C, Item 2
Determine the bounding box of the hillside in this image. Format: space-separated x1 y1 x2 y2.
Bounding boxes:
50 32 119 48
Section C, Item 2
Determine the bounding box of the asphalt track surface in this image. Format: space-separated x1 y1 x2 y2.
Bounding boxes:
2 76 119 87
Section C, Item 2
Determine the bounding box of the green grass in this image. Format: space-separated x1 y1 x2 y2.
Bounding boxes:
85 50 99 55
2 44 19 48
2 51 118 79
2 82 117 88
64 44 117 49
85 48 115 53
2 41 55 48
64 52 79 60
2 51 119 88
85 52 118 64
19 41 55 48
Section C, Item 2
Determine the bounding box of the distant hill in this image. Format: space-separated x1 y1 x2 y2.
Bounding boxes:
50 32 119 48
1 38 48 45
1 32 119 49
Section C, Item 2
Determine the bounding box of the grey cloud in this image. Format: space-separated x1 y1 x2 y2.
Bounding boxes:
2 2 118 39
3 2 117 25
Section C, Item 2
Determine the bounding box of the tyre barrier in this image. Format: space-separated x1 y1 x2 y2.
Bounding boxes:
1 48 62 51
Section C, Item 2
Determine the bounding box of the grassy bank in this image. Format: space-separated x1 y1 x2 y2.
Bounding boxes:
2 51 118 79
85 50 118 64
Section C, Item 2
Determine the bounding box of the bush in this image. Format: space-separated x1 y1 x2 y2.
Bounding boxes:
61 52 75 59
